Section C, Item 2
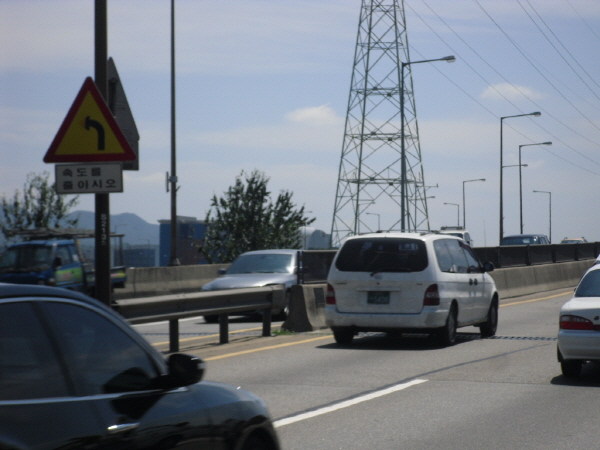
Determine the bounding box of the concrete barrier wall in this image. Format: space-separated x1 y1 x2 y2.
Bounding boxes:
114 264 229 300
489 260 592 298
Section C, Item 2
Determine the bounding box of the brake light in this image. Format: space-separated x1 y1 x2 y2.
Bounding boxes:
560 315 596 330
423 284 440 306
326 284 336 305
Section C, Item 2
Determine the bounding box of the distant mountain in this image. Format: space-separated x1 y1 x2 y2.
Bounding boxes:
66 210 160 246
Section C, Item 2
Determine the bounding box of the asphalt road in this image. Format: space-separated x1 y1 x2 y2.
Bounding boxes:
134 288 600 450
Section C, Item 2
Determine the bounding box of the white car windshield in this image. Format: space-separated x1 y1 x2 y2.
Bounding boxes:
227 254 294 274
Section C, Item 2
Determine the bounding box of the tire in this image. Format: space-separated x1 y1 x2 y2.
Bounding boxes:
241 434 274 450
436 305 457 347
203 315 219 324
561 360 583 378
479 299 498 338
332 327 354 345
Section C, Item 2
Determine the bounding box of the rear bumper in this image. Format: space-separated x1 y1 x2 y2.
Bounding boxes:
558 330 600 361
325 305 449 331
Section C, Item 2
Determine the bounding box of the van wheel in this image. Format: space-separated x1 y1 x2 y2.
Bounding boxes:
436 305 457 347
332 327 354 345
204 315 219 324
479 300 498 337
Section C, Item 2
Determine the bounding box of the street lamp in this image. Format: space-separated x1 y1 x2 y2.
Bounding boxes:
533 190 552 243
462 178 485 229
444 202 460 227
401 55 455 231
499 111 541 243
519 142 552 233
366 212 380 231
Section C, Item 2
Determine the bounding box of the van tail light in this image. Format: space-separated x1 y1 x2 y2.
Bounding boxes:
423 284 440 306
326 284 336 305
560 315 598 330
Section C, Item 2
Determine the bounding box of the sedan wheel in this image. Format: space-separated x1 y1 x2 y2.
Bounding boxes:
561 360 583 378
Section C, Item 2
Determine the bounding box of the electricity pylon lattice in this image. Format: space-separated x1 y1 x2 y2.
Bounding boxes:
330 0 430 248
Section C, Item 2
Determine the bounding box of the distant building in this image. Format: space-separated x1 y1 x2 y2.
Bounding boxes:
159 216 207 266
300 227 331 250
118 246 157 268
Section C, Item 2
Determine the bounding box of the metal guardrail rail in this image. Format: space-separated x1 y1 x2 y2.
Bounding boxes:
116 285 286 352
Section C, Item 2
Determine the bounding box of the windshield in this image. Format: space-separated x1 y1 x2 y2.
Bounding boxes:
575 270 600 297
335 238 428 273
0 245 53 272
227 253 294 274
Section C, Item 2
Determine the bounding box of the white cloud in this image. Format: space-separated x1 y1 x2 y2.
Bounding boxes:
285 105 339 126
187 105 344 153
480 83 545 101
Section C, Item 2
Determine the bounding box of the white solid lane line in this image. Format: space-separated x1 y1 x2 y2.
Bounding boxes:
273 379 428 428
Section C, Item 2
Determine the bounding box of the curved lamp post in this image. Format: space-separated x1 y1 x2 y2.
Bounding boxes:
499 112 541 243
533 190 552 243
444 202 460 227
366 212 380 231
462 178 485 229
519 142 552 233
401 55 455 231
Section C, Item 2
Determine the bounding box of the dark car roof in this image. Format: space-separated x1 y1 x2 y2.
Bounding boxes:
0 283 102 305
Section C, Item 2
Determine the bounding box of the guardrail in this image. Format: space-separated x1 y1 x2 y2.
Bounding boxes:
116 285 285 352
473 242 599 268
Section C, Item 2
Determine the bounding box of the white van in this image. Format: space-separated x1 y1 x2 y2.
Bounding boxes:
438 226 472 246
325 232 498 346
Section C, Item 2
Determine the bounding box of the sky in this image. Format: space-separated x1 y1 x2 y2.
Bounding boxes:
2 0 600 247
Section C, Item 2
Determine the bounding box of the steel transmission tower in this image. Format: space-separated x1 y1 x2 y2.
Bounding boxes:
330 0 430 247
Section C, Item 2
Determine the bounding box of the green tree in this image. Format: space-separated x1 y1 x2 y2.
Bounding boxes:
202 170 315 263
0 172 79 241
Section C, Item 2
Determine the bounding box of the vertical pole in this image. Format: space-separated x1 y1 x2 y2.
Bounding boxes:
94 0 111 306
219 314 229 344
499 118 504 245
462 182 466 229
400 62 406 231
519 145 523 234
548 193 552 243
169 0 180 266
169 319 179 353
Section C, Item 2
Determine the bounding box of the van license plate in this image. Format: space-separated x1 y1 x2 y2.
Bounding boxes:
367 291 390 304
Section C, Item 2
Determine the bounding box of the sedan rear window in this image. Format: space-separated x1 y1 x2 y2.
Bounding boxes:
575 270 600 297
335 238 428 273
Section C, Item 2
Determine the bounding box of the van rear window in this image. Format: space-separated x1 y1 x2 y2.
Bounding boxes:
336 238 428 273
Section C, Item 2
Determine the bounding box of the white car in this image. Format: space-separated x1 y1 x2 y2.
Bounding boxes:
326 232 499 346
557 264 600 377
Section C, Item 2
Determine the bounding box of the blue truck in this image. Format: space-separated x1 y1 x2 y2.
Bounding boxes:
0 233 126 297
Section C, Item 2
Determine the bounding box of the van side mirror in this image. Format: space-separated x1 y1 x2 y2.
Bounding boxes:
483 262 495 273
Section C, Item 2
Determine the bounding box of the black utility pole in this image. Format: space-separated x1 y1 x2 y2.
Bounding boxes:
169 0 180 266
94 0 111 306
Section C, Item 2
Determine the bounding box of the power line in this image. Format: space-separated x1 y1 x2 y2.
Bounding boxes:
407 0 600 172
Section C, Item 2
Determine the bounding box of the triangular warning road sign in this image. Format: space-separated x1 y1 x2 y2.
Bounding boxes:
44 77 137 163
